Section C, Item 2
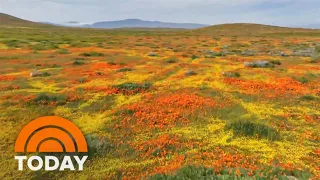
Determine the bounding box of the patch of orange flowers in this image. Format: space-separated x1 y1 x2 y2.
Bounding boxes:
191 147 260 175
115 92 221 131
0 75 16 81
131 135 182 158
224 77 309 98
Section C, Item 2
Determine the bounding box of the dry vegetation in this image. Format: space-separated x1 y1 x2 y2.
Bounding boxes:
0 23 320 179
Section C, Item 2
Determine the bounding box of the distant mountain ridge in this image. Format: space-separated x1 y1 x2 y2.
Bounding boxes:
301 24 320 29
89 19 208 29
39 18 208 29
67 21 79 24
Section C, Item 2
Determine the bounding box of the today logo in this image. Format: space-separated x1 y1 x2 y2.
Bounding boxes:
14 116 88 171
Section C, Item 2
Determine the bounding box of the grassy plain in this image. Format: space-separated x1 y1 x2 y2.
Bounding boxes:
0 24 320 179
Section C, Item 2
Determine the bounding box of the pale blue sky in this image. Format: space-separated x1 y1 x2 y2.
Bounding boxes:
1 0 319 26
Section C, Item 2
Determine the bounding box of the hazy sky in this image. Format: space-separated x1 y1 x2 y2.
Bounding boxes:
1 0 319 26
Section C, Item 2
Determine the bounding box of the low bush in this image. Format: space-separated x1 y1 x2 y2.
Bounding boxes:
73 60 85 65
85 134 114 156
300 95 316 101
294 76 309 84
4 39 24 48
244 61 275 68
223 72 240 78
114 82 151 94
81 51 104 57
107 61 117 65
31 42 59 51
116 68 134 72
191 54 198 59
42 72 51 77
225 120 280 141
58 48 70 54
270 60 281 65
78 77 86 84
166 58 178 63
310 45 320 63
96 71 103 75
32 93 66 105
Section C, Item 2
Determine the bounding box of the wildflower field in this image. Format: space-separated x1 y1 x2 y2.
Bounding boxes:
0 25 319 179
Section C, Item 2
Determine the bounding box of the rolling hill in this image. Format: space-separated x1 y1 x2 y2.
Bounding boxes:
195 23 320 35
0 13 51 27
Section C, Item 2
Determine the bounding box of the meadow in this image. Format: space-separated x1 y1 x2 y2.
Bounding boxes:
0 25 319 179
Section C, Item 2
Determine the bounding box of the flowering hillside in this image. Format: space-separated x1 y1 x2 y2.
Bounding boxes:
0 26 319 179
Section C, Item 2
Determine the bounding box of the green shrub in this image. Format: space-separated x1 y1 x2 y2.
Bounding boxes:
223 72 240 78
270 60 281 65
81 51 104 57
34 93 57 102
214 52 225 57
114 82 151 94
78 77 86 84
4 40 24 48
225 120 280 141
166 58 178 63
31 42 59 51
85 134 114 156
73 60 85 65
310 58 319 63
42 72 51 77
300 95 316 101
58 48 70 54
252 63 274 68
32 93 66 105
116 68 134 72
294 76 309 84
96 71 103 75
191 54 198 59
311 46 320 63
315 45 320 53
107 61 116 65
50 64 61 68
